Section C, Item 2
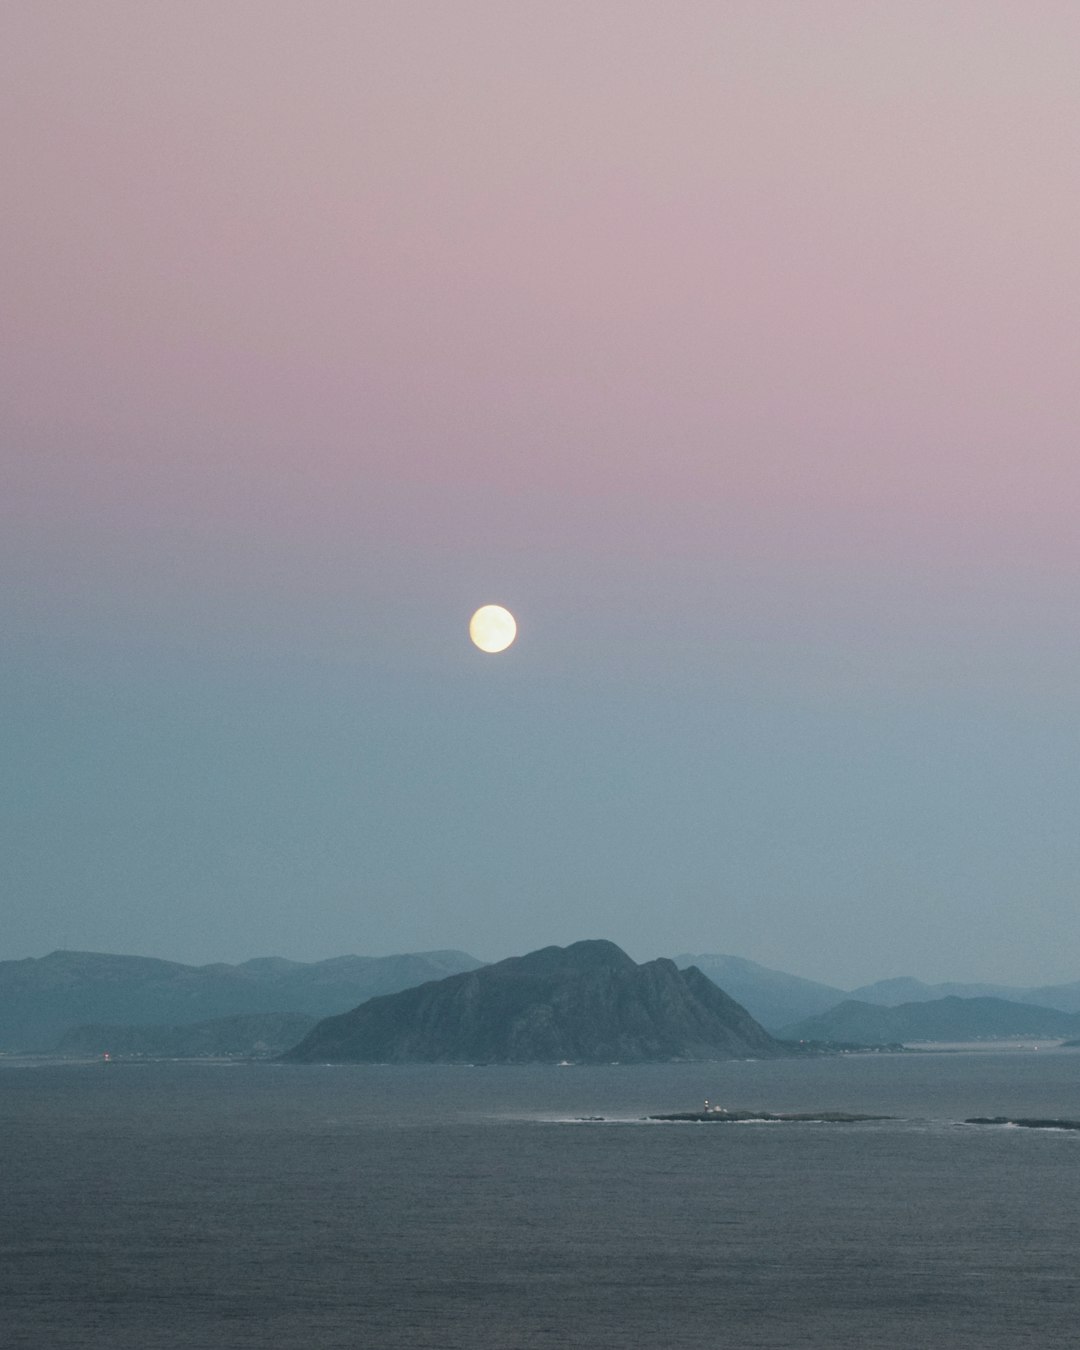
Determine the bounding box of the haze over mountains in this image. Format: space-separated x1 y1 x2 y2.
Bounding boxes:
782 997 1080 1044
284 941 781 1065
673 954 845 1030
0 949 482 1051
675 955 1080 1029
843 976 1080 1014
6 944 1080 1057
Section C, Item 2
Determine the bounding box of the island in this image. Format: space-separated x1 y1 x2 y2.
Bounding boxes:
282 940 784 1064
964 1116 1080 1132
647 1107 894 1123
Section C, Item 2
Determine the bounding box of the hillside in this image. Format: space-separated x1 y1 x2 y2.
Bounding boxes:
0 949 483 1050
673 953 845 1030
848 975 1080 1014
781 996 1080 1044
284 939 783 1064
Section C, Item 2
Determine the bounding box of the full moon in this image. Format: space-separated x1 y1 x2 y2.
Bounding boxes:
469 604 517 653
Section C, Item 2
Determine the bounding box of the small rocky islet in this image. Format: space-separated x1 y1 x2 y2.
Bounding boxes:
579 1108 1080 1129
574 1105 894 1124
649 1107 893 1123
964 1116 1080 1131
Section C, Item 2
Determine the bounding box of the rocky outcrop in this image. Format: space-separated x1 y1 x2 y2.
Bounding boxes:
648 1109 892 1123
965 1117 1080 1131
283 939 783 1064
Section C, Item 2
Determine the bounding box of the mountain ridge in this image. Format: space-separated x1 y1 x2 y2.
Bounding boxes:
673 953 846 1030
284 939 783 1064
0 949 484 1050
781 995 1080 1043
847 975 1080 1013
675 955 1080 1024
7 944 1080 1054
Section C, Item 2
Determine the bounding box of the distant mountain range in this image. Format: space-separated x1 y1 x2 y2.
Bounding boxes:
6 944 1080 1057
0 949 483 1051
284 940 783 1064
845 975 1080 1013
781 997 1080 1044
673 954 845 1030
673 955 1080 1030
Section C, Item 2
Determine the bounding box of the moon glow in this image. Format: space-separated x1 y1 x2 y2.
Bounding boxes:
469 604 517 653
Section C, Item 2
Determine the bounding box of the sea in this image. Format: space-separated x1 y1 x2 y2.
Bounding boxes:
3 1048 1079 1349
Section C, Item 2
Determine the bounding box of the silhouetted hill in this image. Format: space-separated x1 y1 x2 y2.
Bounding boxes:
781 996 1080 1044
54 1011 316 1059
0 949 483 1050
284 939 783 1064
673 953 845 1030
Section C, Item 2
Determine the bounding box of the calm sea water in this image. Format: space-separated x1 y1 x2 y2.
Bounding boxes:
3 1050 1079 1348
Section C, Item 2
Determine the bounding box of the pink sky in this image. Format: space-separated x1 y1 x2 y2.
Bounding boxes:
3 3 1080 979
6 2 1080 557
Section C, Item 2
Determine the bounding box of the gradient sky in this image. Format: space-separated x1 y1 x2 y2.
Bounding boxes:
4 1 1080 986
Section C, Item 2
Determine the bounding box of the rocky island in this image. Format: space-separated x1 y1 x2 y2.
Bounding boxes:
965 1116 1080 1131
283 939 784 1064
647 1107 894 1123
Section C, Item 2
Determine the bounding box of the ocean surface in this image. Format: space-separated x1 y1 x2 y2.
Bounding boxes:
3 1049 1079 1348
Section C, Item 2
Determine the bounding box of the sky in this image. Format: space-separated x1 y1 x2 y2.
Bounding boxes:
3 1 1080 987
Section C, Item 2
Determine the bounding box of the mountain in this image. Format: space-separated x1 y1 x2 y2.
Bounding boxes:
284 939 783 1064
846 976 1080 1013
1018 980 1080 1014
0 949 483 1050
53 1012 317 1059
781 996 1080 1044
848 977 1025 1005
673 953 845 1031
